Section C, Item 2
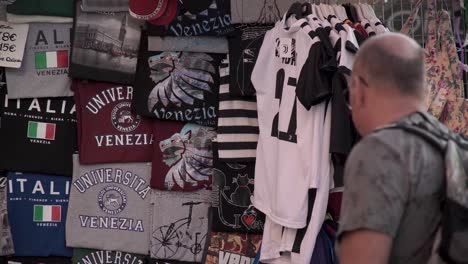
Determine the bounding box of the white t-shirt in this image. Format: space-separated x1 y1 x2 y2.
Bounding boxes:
251 15 332 229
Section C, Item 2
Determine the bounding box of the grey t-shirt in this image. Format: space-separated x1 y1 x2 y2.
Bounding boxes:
150 189 211 262
5 22 73 99
338 128 445 264
66 155 152 255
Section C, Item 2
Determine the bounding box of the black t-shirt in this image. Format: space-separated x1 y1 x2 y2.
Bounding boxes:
132 33 220 127
146 0 235 37
69 1 143 85
211 142 265 233
227 24 272 97
0 96 77 176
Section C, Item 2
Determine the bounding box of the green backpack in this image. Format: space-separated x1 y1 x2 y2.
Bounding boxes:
379 112 468 263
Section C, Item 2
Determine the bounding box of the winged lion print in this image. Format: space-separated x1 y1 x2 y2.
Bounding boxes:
147 52 216 111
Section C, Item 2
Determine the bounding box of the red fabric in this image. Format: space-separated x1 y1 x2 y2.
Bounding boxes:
327 191 343 221
354 23 369 38
149 0 178 26
129 0 167 20
73 80 154 164
151 119 216 191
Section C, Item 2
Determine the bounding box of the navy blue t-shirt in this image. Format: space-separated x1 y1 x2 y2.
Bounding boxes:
7 172 72 257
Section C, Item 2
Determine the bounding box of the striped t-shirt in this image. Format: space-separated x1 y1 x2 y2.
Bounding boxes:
217 55 259 162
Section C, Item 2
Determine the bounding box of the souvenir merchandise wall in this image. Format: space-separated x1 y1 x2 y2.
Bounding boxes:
0 1 466 264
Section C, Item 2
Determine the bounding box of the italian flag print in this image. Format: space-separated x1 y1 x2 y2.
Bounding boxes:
35 50 69 69
34 205 61 222
27 121 56 140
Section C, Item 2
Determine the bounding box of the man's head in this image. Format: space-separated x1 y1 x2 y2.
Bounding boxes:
350 33 427 136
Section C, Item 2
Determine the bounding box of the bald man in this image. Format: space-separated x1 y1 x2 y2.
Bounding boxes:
337 33 445 264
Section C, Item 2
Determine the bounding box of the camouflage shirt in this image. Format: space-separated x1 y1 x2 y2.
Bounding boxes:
338 128 445 264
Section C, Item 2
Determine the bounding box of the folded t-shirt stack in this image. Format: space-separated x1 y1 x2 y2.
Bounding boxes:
5 23 73 99
0 96 77 176
73 81 154 164
150 189 211 262
72 248 146 264
151 119 216 191
7 172 73 257
66 155 152 255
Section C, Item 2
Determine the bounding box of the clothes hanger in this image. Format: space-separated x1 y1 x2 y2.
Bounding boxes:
314 3 325 20
353 2 365 21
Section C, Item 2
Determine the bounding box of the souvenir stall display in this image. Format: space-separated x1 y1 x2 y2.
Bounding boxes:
0 0 466 264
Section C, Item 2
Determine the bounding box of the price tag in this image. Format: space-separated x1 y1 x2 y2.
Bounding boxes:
0 22 29 68
279 38 293 58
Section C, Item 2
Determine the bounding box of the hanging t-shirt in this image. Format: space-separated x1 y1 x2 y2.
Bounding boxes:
66 155 151 255
211 141 264 233
81 0 129 12
69 1 142 85
228 24 272 97
230 0 295 24
4 257 71 264
5 23 73 99
73 81 154 164
328 15 360 188
0 96 77 176
146 0 235 37
151 120 216 191
7 172 72 257
72 248 146 264
217 55 259 162
205 232 262 264
0 175 14 256
6 0 74 17
150 189 211 262
132 34 221 127
250 16 332 229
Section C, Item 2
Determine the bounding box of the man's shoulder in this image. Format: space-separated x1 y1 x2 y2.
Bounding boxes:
348 127 442 169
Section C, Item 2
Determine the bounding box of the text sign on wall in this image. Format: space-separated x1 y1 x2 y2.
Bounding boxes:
0 22 29 68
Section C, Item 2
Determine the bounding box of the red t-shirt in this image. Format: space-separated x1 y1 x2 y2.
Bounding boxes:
74 81 154 164
151 119 216 191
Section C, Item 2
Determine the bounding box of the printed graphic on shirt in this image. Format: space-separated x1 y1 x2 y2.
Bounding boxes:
211 159 265 233
150 190 211 262
228 25 272 97
4 23 73 99
66 157 151 255
0 175 15 256
70 1 142 84
71 169 150 232
133 34 220 126
72 248 146 264
31 25 71 76
75 82 154 164
0 96 77 175
7 172 72 256
147 0 234 37
205 232 262 264
151 120 216 191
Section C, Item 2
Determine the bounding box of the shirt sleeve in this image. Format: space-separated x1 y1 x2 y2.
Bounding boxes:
337 134 409 239
296 39 334 110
